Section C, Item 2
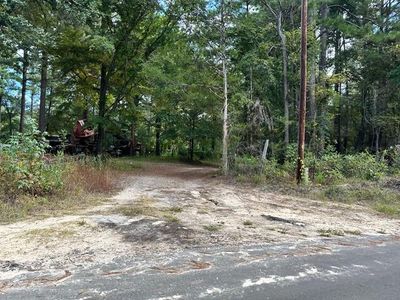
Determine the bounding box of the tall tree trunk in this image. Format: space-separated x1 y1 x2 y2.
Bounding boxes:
155 115 161 156
309 3 317 149
277 11 290 147
189 138 194 161
334 32 342 152
96 64 108 154
130 122 136 156
46 87 53 132
19 49 28 133
297 0 308 184
343 82 349 151
372 86 379 153
7 107 12 136
247 66 253 149
375 128 380 154
30 89 34 117
221 0 229 175
39 51 48 132
356 86 367 150
318 3 329 152
188 117 195 161
0 93 2 127
129 95 141 156
309 61 317 145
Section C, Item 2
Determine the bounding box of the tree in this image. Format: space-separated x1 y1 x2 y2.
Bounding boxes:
54 0 185 154
297 0 308 184
221 0 229 175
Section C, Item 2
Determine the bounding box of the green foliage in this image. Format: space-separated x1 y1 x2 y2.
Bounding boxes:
313 151 386 184
0 125 64 200
232 156 289 183
343 153 387 181
321 183 400 217
314 152 345 185
233 149 390 186
385 146 400 174
232 156 265 176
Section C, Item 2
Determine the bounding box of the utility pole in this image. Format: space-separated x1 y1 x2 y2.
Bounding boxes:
297 0 308 184
221 0 229 176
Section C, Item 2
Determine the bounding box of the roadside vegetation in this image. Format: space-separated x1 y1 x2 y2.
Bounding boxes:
1 2 399 223
1 124 399 224
0 124 142 224
232 144 400 217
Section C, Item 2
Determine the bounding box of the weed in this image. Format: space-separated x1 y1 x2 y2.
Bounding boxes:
24 228 75 239
106 158 143 172
374 203 400 216
77 219 87 226
344 229 362 235
117 207 147 217
318 229 345 237
277 228 289 234
64 162 116 194
163 214 180 223
168 207 183 213
203 224 222 232
115 196 158 217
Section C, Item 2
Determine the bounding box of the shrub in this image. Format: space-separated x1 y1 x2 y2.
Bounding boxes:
64 160 115 194
314 153 345 185
343 152 387 181
263 159 290 182
385 146 400 174
232 156 264 176
0 129 65 200
232 156 290 183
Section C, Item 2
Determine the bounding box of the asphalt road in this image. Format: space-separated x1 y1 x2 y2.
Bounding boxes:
3 236 400 300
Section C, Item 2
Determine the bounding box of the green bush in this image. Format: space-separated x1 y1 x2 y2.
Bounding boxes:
232 156 264 176
343 152 387 181
263 159 290 182
0 128 65 201
385 146 400 174
232 156 290 183
314 152 345 184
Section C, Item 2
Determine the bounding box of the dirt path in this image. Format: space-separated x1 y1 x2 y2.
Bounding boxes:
1 162 399 288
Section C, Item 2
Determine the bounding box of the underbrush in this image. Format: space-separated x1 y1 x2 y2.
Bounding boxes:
0 129 130 223
232 146 400 217
320 182 400 215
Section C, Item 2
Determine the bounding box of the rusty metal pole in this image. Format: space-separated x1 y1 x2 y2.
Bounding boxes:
297 0 308 184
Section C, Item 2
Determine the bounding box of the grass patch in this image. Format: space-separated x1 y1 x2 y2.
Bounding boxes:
64 162 117 194
318 229 345 237
374 203 400 216
319 183 400 217
203 224 222 232
344 229 362 235
259 179 400 218
115 197 183 222
24 227 76 239
0 193 106 224
0 155 125 224
163 214 180 223
77 219 88 226
277 228 289 234
167 206 183 213
106 158 143 172
115 196 159 218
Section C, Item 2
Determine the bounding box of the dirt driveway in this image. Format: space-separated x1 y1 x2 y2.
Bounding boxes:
1 162 399 289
